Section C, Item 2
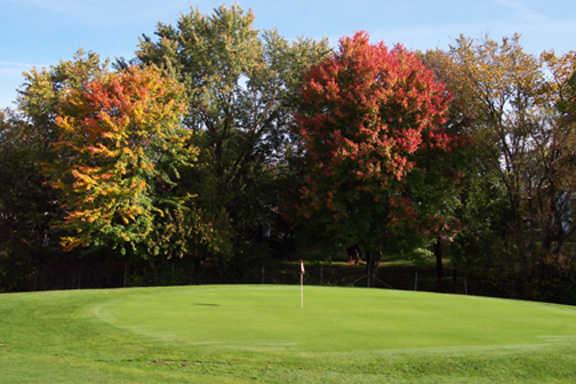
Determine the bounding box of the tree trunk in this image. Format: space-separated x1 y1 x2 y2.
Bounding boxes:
76 263 83 289
123 261 128 287
365 249 379 288
434 237 444 290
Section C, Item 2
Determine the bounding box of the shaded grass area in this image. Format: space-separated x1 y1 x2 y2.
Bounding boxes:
1 285 576 383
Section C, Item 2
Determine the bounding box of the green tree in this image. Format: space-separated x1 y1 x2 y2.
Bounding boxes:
136 5 329 273
0 109 58 289
440 35 576 297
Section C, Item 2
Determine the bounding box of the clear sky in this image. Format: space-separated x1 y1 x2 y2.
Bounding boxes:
1 0 575 109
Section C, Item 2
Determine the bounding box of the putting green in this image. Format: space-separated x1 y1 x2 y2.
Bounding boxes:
93 285 576 352
2 285 576 383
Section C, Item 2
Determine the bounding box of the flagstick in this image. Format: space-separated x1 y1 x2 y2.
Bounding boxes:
300 272 304 309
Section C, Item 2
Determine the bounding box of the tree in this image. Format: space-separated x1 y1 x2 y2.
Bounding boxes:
0 109 56 289
13 51 108 250
449 36 576 285
427 35 576 299
136 5 329 273
0 109 45 249
44 65 207 258
417 49 487 288
297 32 452 286
0 54 108 289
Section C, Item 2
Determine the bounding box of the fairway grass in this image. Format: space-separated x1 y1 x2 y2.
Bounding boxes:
1 285 576 383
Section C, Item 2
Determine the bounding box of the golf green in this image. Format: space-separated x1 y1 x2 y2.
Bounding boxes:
1 285 576 383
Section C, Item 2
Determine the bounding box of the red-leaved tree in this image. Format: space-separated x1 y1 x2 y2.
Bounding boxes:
297 32 452 285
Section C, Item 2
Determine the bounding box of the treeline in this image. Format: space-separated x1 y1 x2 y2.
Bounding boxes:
1 6 576 302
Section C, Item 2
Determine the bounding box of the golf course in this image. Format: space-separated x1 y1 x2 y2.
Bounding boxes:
1 285 576 383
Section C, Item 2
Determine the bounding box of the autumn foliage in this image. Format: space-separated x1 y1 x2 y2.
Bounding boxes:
3 5 576 300
46 66 196 253
298 32 452 216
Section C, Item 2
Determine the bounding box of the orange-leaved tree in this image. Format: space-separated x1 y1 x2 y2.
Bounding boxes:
46 65 206 257
297 32 452 285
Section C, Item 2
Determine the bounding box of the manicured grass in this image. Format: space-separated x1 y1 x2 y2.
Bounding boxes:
1 285 576 383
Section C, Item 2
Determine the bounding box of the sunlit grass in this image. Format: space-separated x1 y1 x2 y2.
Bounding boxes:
1 285 575 383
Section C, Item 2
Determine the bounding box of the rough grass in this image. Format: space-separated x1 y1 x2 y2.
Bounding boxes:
1 285 576 383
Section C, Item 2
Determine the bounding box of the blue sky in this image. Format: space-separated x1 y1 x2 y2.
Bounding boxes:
1 0 575 108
